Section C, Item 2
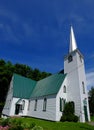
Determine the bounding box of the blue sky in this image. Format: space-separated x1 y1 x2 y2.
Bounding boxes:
0 0 94 89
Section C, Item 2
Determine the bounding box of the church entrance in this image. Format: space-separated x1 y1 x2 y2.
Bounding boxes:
84 105 88 122
15 104 22 115
83 99 88 122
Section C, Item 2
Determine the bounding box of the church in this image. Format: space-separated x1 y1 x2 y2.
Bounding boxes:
2 26 90 122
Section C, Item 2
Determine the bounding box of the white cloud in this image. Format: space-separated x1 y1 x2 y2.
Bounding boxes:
86 72 94 90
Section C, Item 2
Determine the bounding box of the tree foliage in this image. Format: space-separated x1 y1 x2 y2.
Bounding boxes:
0 59 51 114
89 87 94 116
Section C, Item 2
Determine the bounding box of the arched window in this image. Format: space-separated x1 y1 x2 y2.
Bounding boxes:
60 98 66 112
82 82 85 94
22 100 25 110
83 98 87 106
43 98 47 111
63 86 66 93
34 99 37 111
28 100 30 111
68 55 73 63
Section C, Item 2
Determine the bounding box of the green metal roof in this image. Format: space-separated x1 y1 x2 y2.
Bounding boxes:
12 73 66 99
13 74 37 99
31 73 66 98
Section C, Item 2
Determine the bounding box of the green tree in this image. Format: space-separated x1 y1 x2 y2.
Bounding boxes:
32 68 41 81
89 87 94 115
0 59 6 66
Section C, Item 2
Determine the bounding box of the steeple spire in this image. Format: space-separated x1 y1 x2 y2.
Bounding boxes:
69 26 77 53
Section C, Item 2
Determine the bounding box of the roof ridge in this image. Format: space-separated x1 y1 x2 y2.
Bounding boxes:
37 73 65 82
13 73 37 82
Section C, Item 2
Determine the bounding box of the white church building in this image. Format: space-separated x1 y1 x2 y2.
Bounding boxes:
2 26 90 122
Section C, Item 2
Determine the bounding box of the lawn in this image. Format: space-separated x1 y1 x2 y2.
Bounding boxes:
91 116 94 121
0 117 94 130
5 117 94 130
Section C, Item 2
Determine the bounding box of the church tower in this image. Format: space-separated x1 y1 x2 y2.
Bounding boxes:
64 26 90 122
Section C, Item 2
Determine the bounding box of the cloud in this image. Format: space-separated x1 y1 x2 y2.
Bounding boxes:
86 72 94 90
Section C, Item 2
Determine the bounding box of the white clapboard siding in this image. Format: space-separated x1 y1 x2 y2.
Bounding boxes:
28 95 56 121
56 77 67 121
2 77 13 116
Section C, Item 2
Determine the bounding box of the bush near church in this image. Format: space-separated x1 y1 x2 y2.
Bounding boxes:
61 102 79 122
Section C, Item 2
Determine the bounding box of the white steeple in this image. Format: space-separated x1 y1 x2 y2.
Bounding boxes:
69 26 77 53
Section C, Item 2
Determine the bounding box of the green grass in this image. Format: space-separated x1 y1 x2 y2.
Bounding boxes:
8 117 94 130
91 116 94 121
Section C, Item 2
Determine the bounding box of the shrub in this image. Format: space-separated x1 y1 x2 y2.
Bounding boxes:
1 118 10 127
61 101 78 122
61 114 78 122
63 102 74 115
73 115 79 122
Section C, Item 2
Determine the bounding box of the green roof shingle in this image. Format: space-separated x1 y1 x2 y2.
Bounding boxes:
12 73 66 99
13 74 36 99
31 73 66 98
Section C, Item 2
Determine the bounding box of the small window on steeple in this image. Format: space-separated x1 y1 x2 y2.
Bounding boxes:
68 55 73 63
82 82 85 94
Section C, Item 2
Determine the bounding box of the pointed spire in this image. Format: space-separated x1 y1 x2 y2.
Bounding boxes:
69 26 77 53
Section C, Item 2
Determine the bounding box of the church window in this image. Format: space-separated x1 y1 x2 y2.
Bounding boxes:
43 98 47 111
60 98 66 112
63 86 66 93
34 99 37 111
28 100 30 111
22 100 25 110
68 55 73 63
82 82 85 94
83 98 87 106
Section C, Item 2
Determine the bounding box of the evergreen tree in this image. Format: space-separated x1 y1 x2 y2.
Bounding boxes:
89 87 94 115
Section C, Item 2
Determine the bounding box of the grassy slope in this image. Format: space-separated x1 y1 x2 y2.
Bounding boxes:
15 117 94 130
91 116 94 121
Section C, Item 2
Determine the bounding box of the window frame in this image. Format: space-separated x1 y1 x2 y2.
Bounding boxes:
60 98 66 112
28 100 30 111
63 85 66 93
34 99 37 111
68 55 73 63
82 82 85 94
43 98 47 111
22 100 25 110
